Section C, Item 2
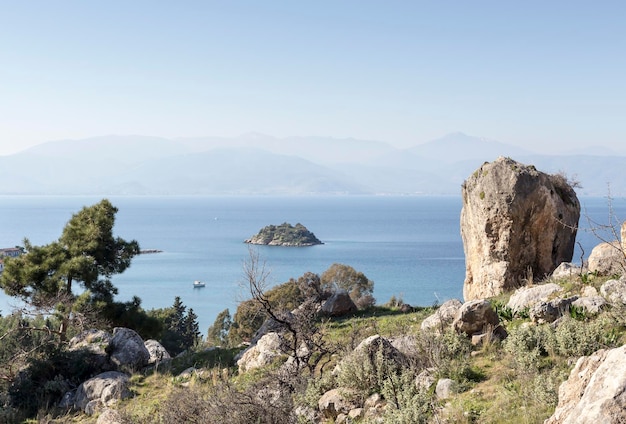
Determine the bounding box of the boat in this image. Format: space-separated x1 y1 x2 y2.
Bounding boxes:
193 280 206 288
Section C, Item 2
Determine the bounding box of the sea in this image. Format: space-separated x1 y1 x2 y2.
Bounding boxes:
0 195 624 334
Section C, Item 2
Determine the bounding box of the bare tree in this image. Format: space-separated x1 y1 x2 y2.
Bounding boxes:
243 247 336 376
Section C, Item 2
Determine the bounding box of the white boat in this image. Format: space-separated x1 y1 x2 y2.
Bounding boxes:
193 280 206 288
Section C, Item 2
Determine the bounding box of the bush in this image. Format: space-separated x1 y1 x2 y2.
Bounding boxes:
321 263 375 309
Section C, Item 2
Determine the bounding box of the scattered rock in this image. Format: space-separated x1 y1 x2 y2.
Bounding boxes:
571 296 607 316
107 328 150 370
74 371 131 415
552 262 582 280
144 339 171 365
588 241 626 277
600 277 626 305
237 332 283 373
97 408 123 424
582 285 599 297
546 345 626 424
318 388 360 420
421 299 463 333
452 299 500 336
461 157 580 300
436 378 459 400
415 368 436 390
351 335 408 368
320 289 357 317
506 283 563 314
529 296 578 324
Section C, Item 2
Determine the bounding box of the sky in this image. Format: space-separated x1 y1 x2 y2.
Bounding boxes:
1 1 625 156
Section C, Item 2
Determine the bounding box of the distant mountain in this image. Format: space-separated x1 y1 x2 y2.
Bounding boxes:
407 132 535 164
0 133 624 196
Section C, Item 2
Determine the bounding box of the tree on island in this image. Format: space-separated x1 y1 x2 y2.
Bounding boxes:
0 199 140 342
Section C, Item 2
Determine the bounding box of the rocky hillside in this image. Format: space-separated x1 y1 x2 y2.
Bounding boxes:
23 266 626 424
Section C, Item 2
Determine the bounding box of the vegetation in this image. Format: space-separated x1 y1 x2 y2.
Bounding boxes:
244 222 323 246
3 200 626 423
0 199 140 342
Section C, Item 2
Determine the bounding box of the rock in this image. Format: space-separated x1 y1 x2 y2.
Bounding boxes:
415 368 436 390
74 371 131 415
237 332 283 372
351 335 407 368
552 262 582 280
506 283 563 314
452 299 500 336
68 329 113 372
529 296 578 324
571 296 607 316
471 326 508 346
348 408 365 420
582 285 599 297
97 408 123 424
545 345 626 424
588 242 626 276
69 329 112 354
107 328 150 370
600 277 626 305
320 289 357 317
144 339 171 364
318 388 360 420
421 299 463 333
461 157 580 300
294 406 320 423
436 378 459 400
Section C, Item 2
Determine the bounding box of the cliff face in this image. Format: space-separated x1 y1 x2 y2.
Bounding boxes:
244 223 323 246
461 157 580 300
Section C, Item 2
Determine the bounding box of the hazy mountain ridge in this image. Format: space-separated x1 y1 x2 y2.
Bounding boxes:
2 134 624 196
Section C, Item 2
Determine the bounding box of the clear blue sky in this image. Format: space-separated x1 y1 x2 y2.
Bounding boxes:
1 1 625 155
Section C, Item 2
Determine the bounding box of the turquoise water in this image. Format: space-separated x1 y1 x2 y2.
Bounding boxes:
0 195 624 333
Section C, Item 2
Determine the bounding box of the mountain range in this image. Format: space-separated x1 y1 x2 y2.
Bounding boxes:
1 133 624 196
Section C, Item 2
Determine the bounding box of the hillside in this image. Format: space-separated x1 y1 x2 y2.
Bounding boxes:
15 271 625 424
0 133 624 196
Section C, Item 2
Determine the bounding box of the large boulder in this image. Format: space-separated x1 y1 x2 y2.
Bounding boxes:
461 157 580 300
107 328 150 370
320 289 357 317
545 345 626 423
237 332 283 372
74 371 131 415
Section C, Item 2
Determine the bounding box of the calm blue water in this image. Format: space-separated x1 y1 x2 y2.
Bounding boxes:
0 195 624 334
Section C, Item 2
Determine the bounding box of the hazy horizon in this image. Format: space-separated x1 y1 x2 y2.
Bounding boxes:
1 2 625 157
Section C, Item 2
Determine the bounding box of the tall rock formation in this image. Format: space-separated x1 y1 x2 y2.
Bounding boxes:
461 157 580 300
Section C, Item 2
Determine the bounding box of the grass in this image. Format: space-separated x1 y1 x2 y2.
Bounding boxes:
36 273 626 424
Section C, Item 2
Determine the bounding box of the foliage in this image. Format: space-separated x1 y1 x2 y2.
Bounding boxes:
228 276 307 346
149 297 201 355
321 263 375 309
207 308 232 347
0 199 140 341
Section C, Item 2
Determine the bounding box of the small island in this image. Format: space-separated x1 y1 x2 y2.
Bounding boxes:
244 222 323 246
